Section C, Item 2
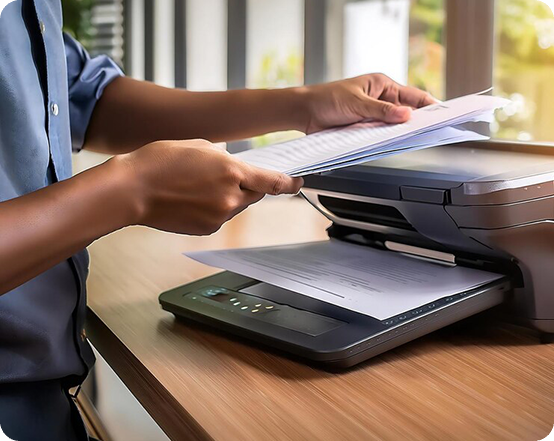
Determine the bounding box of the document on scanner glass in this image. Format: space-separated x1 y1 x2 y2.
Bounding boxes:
233 92 509 177
186 240 503 320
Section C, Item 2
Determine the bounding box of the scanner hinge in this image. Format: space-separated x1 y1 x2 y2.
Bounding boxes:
326 223 458 267
383 241 457 266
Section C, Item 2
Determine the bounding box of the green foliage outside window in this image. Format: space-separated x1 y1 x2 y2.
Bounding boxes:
408 0 445 99
63 0 554 143
61 0 95 50
251 50 304 148
409 0 554 142
494 0 554 142
497 0 554 64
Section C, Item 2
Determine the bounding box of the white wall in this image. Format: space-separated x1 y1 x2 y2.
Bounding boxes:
344 0 410 85
154 0 175 87
246 0 304 88
186 0 228 91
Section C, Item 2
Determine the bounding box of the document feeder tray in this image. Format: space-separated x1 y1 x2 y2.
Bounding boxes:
160 141 554 368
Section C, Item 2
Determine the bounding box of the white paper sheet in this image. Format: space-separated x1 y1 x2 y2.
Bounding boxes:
234 93 509 176
293 127 488 176
186 240 503 320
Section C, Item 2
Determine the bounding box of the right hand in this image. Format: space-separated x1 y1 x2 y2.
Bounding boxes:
113 139 303 235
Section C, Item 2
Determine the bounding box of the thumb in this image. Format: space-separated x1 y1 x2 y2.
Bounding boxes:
239 163 304 196
359 97 412 123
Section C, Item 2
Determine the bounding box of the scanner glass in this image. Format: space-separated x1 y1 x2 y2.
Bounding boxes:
362 143 554 181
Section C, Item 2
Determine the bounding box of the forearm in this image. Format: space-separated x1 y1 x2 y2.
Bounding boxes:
0 159 137 294
84 77 310 154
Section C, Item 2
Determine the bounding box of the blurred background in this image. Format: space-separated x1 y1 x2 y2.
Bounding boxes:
64 2 553 439
63 0 554 146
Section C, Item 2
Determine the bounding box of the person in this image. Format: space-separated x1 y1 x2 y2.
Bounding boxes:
0 1 435 440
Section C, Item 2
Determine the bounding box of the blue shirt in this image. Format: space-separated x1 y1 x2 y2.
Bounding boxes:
0 0 122 384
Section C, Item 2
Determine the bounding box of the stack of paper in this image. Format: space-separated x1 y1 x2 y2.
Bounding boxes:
234 92 509 177
186 241 503 320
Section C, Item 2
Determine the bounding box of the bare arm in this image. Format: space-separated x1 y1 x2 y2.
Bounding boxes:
0 140 302 295
0 159 133 294
84 77 310 154
83 74 435 155
2 73 431 293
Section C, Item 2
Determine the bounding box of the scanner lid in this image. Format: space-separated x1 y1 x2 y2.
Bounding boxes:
303 141 554 206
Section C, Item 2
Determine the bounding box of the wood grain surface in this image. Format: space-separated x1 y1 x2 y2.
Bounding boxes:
83 190 554 441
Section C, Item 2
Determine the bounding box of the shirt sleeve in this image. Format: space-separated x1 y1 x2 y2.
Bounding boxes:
64 33 124 152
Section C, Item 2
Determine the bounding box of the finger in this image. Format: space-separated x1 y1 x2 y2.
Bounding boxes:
358 97 412 123
238 163 304 195
240 189 265 206
379 83 403 106
398 86 437 108
223 190 265 222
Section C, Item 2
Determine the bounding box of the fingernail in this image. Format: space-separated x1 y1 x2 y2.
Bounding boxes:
392 106 411 120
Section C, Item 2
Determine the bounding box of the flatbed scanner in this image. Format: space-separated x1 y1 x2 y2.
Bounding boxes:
159 140 554 368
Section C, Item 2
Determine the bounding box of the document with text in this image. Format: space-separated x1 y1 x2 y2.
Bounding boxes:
234 92 509 177
186 240 503 320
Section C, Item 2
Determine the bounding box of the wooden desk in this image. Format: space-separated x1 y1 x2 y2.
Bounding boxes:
85 196 554 441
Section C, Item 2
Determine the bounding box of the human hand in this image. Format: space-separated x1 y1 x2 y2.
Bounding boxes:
114 139 303 235
302 73 437 133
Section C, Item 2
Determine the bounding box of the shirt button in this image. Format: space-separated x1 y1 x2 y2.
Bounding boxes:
80 329 87 342
51 103 59 116
39 21 46 34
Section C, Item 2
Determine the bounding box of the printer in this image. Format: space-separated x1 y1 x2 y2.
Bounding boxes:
159 140 554 368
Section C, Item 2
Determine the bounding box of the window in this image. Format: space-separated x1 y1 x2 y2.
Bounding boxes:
62 0 124 68
246 0 304 89
408 0 445 100
493 0 554 142
67 0 554 146
330 0 445 98
246 0 305 147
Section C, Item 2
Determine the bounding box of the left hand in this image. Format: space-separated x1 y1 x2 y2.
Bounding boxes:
302 73 437 133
